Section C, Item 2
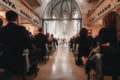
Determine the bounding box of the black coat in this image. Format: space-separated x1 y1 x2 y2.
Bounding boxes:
77 37 91 57
33 33 48 49
0 22 32 68
98 27 117 46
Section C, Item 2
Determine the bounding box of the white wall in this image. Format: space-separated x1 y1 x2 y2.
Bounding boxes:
45 20 81 40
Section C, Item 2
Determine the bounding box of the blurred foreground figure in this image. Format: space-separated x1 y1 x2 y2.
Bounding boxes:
0 10 33 72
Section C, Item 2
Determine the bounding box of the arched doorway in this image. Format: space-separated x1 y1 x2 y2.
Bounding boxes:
42 0 82 40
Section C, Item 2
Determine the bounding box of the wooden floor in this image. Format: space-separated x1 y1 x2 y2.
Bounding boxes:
0 44 113 80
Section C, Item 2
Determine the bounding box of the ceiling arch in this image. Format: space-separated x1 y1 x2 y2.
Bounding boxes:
42 0 82 20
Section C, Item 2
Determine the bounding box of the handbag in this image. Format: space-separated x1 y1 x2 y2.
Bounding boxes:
82 46 101 65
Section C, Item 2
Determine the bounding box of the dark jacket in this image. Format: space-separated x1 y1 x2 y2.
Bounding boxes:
0 22 32 67
33 33 48 49
98 27 117 46
78 37 91 57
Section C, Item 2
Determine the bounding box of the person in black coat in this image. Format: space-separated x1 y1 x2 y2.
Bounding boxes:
0 10 32 70
76 28 91 65
51 34 56 49
97 12 119 80
86 12 120 80
98 26 117 46
33 28 48 58
88 31 95 49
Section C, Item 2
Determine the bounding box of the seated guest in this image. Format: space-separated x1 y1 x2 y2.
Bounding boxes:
93 35 99 47
88 30 95 49
76 28 92 65
33 28 48 59
86 11 120 80
69 37 73 49
98 11 120 79
98 13 118 46
51 34 56 49
46 33 53 51
0 10 33 71
71 36 75 52
55 38 58 47
74 34 80 52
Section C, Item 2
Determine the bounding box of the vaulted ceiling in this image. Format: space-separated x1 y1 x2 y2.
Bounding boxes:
35 0 98 18
42 0 83 19
20 0 100 18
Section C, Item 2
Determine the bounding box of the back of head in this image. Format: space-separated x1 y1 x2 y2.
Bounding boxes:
103 11 118 27
80 28 88 37
38 28 43 33
6 10 18 22
103 11 120 43
0 18 3 27
51 34 53 37
46 33 49 37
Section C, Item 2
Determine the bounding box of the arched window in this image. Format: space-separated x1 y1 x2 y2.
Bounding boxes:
42 0 82 39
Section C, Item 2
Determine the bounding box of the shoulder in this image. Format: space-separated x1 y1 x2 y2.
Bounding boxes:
0 24 10 32
18 26 26 30
7 23 18 28
18 26 28 32
99 27 106 32
18 26 29 34
99 27 107 34
34 33 41 38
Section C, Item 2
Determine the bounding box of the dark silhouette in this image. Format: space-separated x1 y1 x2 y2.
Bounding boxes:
76 28 91 65
0 10 33 71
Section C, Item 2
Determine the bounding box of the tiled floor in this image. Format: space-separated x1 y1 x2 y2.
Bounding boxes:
0 45 113 80
35 45 87 80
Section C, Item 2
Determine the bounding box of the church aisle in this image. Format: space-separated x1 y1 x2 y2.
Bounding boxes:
0 45 113 80
35 45 87 80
